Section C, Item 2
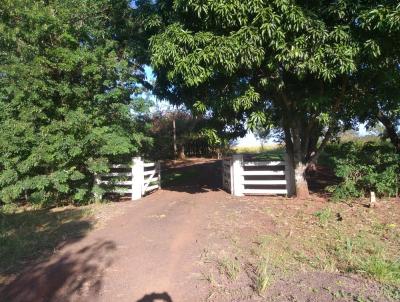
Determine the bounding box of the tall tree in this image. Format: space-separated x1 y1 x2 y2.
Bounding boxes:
141 0 362 197
0 0 150 205
355 3 400 153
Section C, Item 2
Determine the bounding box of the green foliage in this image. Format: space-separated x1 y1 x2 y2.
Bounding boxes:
325 142 399 200
140 0 390 196
0 0 150 205
313 208 332 226
333 233 400 285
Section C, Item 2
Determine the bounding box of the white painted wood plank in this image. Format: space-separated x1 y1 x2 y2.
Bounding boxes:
145 177 158 183
243 189 287 194
144 162 155 167
110 189 133 194
110 164 130 168
144 170 156 175
243 180 286 185
242 170 285 176
103 172 132 177
145 184 159 192
243 161 285 166
101 180 132 185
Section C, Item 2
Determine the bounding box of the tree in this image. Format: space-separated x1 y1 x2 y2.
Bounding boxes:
148 106 231 159
355 3 400 153
0 0 150 205
140 0 364 197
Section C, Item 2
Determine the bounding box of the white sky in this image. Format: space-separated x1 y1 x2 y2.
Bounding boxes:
236 125 370 147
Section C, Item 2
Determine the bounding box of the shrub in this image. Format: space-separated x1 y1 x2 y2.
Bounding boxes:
0 1 150 206
325 141 399 200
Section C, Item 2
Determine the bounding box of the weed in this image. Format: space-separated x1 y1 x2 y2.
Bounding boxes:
255 255 271 295
313 208 332 225
201 271 218 288
361 256 400 284
217 256 240 281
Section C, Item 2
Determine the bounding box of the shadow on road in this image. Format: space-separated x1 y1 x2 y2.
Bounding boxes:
136 292 173 302
0 240 116 302
161 159 223 194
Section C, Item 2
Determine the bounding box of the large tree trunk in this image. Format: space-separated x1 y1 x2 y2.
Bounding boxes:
294 162 309 199
284 123 311 198
178 144 186 159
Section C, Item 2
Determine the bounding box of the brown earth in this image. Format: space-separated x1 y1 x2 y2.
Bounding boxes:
0 159 398 302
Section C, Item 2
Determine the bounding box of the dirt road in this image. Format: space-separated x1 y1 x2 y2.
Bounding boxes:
1 159 230 302
1 159 397 302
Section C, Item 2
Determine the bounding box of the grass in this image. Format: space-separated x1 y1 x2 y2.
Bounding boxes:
313 208 333 226
217 256 241 281
204 200 400 300
255 255 271 294
259 203 400 286
0 203 98 283
232 145 285 160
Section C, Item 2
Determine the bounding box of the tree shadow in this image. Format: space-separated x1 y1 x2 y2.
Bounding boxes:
136 292 173 302
0 240 116 302
306 165 340 198
0 208 95 277
161 160 223 194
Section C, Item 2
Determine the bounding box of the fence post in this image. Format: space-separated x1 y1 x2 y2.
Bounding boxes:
222 160 225 190
131 157 143 200
232 154 244 196
284 153 296 197
157 161 161 189
230 159 234 193
94 173 102 201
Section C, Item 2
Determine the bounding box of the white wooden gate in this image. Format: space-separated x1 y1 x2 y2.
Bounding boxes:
222 154 295 197
96 157 161 201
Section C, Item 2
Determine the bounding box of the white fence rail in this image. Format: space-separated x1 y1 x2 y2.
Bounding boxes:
222 154 295 197
96 157 161 201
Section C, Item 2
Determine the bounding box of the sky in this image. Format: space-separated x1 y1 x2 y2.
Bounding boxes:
235 125 370 147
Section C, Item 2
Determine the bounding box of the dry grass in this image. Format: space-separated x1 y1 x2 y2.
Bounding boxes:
202 197 400 300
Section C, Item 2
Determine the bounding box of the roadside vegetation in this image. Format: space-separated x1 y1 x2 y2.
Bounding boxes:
201 198 400 301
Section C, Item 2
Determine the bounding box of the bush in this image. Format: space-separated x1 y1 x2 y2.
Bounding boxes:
324 141 399 200
0 1 150 206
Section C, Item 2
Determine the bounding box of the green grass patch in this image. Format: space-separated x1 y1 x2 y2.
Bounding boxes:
313 208 333 226
241 203 400 296
232 145 285 160
253 147 285 161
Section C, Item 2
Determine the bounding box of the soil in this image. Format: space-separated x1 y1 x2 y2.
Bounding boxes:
0 158 398 302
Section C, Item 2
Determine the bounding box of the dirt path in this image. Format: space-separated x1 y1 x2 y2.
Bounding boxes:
0 159 229 302
1 159 398 302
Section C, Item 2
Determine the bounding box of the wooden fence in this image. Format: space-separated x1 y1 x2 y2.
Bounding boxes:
96 157 161 200
222 154 295 196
